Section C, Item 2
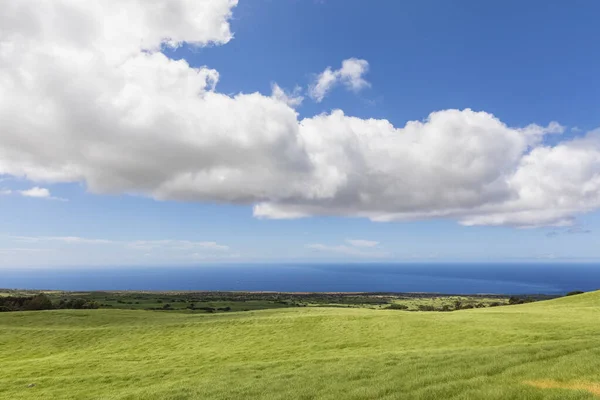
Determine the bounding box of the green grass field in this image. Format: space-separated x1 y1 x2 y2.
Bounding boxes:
1 291 599 399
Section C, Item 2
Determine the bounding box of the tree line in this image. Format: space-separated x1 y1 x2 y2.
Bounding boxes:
0 294 99 312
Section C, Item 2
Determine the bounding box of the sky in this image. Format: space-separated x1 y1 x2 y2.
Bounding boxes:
1 0 600 267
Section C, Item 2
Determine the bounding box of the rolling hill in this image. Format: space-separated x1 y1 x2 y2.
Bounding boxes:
2 291 600 399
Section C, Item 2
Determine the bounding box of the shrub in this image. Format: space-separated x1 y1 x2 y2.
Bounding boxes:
566 290 585 296
453 300 463 310
386 304 409 310
24 294 53 311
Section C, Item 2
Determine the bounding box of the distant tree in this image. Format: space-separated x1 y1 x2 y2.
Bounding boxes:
386 304 409 310
453 300 463 310
24 294 53 311
566 290 585 296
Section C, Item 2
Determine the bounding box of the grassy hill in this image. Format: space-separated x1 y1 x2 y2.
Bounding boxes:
1 291 600 399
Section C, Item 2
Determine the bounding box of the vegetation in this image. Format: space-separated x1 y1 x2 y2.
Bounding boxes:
1 290 599 399
1 290 559 314
0 293 98 312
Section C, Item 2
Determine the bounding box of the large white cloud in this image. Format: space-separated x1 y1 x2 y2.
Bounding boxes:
1 0 600 228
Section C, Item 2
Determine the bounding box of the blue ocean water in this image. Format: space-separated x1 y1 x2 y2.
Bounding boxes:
2 263 600 294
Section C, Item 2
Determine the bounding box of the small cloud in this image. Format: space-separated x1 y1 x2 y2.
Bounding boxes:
271 83 304 107
19 187 67 201
187 252 240 260
546 226 591 237
10 235 113 244
128 240 229 251
308 58 370 102
307 243 389 258
0 247 50 253
571 126 582 133
566 226 591 234
346 239 379 248
19 187 50 198
0 189 12 196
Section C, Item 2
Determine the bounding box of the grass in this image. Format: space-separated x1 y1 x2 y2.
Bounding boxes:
1 291 599 399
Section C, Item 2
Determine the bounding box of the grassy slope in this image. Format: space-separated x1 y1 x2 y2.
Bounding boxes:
1 292 600 399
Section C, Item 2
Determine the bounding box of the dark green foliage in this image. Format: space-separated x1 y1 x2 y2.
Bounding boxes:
56 298 99 310
1 290 554 314
0 294 54 312
508 296 534 305
566 290 585 296
386 303 409 310
453 300 463 310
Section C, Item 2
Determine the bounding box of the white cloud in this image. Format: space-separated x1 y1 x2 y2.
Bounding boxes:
18 187 67 201
271 83 303 107
11 235 113 244
0 189 11 195
307 243 389 258
0 248 50 253
346 239 379 248
1 1 599 228
128 240 229 251
308 58 370 102
11 236 229 251
19 187 50 198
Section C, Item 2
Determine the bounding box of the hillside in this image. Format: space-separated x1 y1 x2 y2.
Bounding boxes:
1 292 600 399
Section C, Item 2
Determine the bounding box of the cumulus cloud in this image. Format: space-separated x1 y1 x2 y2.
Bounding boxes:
271 83 303 107
308 58 370 102
1 1 600 228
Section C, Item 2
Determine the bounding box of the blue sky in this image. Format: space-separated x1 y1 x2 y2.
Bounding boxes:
1 0 600 267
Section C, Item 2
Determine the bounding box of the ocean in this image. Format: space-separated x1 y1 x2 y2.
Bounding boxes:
2 263 600 294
